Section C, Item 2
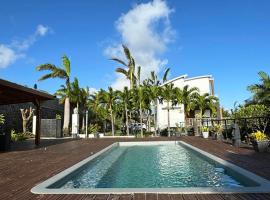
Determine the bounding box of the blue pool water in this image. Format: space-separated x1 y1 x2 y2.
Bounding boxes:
58 144 247 189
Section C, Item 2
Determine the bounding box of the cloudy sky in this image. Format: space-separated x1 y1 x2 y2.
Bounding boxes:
0 0 270 109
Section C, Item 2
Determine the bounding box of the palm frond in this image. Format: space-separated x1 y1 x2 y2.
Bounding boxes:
62 55 71 76
111 58 127 67
115 68 128 76
163 68 170 83
36 64 58 71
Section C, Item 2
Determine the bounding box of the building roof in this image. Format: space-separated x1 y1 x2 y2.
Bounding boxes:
0 79 55 105
161 74 213 86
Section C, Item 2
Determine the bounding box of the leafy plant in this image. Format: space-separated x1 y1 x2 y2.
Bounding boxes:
250 131 269 141
56 114 61 120
202 126 209 132
0 114 5 125
11 130 28 142
88 123 99 134
213 124 223 134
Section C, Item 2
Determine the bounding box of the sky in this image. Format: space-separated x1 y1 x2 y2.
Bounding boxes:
0 0 270 109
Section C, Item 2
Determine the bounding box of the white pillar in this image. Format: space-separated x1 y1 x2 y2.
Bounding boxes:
72 108 79 138
85 110 88 138
32 115 36 135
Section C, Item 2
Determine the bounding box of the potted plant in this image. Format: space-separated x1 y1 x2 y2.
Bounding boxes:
201 126 209 138
213 124 224 141
250 131 269 152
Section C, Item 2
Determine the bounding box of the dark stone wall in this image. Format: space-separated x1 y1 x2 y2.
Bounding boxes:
0 99 64 134
41 119 62 138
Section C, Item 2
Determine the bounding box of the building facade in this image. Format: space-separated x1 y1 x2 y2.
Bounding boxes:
156 74 214 130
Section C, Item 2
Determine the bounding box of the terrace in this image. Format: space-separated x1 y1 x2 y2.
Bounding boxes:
0 136 270 200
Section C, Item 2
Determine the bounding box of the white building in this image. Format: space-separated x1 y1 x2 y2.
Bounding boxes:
156 74 215 130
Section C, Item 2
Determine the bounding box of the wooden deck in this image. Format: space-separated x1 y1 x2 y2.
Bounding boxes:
0 137 270 200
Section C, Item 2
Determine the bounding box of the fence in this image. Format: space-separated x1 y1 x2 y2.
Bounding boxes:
185 117 270 140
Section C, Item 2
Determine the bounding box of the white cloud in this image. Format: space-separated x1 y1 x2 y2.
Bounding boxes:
105 0 175 89
0 24 51 68
0 44 22 68
36 24 49 36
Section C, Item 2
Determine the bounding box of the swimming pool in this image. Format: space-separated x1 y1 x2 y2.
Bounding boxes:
31 141 270 194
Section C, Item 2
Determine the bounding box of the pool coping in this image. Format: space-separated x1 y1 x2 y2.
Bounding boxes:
31 141 270 194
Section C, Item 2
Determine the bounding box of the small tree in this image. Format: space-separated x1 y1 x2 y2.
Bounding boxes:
20 107 34 133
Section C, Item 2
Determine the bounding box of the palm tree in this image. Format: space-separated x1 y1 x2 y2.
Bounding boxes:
111 45 137 88
36 55 71 134
247 71 270 106
99 87 118 136
161 83 177 137
193 93 219 118
147 68 170 136
119 87 131 135
70 77 81 110
80 87 90 133
177 85 199 122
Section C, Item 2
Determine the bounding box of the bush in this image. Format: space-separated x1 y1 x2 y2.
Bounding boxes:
11 130 28 142
88 124 99 134
0 114 4 125
250 131 268 141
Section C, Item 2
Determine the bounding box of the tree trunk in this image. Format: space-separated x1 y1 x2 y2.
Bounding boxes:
82 114 85 134
167 101 171 137
22 119 27 133
139 101 143 138
110 108 114 136
154 99 157 136
63 97 70 135
125 104 129 136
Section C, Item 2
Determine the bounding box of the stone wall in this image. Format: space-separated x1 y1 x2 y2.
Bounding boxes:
0 99 64 134
41 119 62 138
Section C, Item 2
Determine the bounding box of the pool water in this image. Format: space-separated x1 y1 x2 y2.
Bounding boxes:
59 144 246 189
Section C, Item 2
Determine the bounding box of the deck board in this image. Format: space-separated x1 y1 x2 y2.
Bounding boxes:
0 137 269 200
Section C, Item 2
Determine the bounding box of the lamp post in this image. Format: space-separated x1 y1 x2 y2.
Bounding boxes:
86 110 88 138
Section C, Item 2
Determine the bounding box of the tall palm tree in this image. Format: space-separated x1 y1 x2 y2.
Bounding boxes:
147 68 170 136
80 87 90 133
193 93 219 118
36 55 71 134
177 85 199 122
247 71 270 106
161 83 177 137
99 87 118 136
70 77 81 110
119 87 132 135
111 45 137 88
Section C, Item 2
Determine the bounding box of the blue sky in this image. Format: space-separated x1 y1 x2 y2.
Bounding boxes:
0 0 269 109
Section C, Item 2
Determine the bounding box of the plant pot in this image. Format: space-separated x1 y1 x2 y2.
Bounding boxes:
202 131 209 139
252 140 269 152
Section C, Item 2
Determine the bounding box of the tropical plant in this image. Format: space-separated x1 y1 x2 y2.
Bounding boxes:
99 87 118 136
111 45 137 89
247 71 270 106
119 86 132 135
160 83 177 137
176 85 199 121
11 130 28 142
250 131 268 141
202 126 209 132
36 55 71 134
0 114 5 125
70 77 82 110
192 93 219 118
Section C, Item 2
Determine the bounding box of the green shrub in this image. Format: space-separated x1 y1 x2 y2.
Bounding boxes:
202 126 209 132
0 114 5 125
88 124 98 134
11 130 28 142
